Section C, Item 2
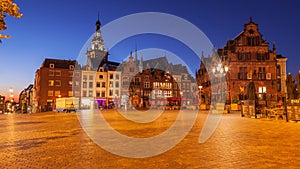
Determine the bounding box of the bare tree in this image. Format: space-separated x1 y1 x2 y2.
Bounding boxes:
0 0 23 42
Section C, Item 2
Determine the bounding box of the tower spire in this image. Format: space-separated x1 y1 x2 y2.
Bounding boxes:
96 12 101 31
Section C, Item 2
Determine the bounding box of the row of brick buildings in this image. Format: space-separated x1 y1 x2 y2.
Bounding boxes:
19 16 290 113
29 17 196 112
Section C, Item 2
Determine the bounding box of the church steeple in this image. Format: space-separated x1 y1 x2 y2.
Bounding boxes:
96 12 101 31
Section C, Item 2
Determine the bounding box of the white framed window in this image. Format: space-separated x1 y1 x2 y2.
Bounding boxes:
69 65 74 70
50 63 54 68
55 70 61 76
55 80 61 86
49 70 54 76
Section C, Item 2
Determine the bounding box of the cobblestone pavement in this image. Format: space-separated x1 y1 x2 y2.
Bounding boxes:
0 110 300 169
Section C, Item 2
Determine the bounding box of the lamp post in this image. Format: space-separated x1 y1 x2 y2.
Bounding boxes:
9 87 14 113
212 63 228 103
180 91 183 106
198 85 203 109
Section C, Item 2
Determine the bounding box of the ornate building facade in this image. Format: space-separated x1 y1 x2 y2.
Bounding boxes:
196 17 287 107
119 52 197 109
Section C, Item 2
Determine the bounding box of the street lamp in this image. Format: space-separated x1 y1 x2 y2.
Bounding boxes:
212 63 228 103
198 85 203 107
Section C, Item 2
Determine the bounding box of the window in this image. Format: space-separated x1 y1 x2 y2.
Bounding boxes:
96 92 100 97
99 75 103 79
165 83 172 89
116 74 119 79
109 81 113 87
75 72 80 77
50 63 54 68
110 74 113 79
258 86 267 100
102 82 105 88
96 82 100 88
115 90 119 96
88 91 93 97
130 67 134 72
68 91 73 97
55 70 61 76
144 82 150 88
89 82 93 88
69 65 74 70
89 75 93 80
49 70 54 76
83 82 87 88
164 91 172 97
48 90 53 96
109 89 113 96
54 90 60 96
75 81 80 86
55 80 61 86
48 80 54 86
68 81 73 86
238 67 247 80
101 91 105 97
68 71 73 77
115 81 119 88
258 67 266 80
83 75 87 81
75 91 80 97
82 91 87 97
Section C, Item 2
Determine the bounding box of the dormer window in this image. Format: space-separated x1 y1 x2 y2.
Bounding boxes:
69 65 74 70
50 63 54 68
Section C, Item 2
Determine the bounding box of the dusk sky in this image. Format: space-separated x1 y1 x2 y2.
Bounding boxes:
1 0 300 100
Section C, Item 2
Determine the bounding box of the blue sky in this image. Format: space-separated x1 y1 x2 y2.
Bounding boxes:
1 0 300 99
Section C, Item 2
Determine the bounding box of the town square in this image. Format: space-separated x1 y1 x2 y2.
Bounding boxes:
1 0 300 168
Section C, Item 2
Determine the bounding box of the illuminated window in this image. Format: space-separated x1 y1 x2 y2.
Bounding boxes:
48 90 53 96
68 91 73 97
68 81 73 86
48 80 54 86
144 82 150 88
88 91 93 97
55 91 60 96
